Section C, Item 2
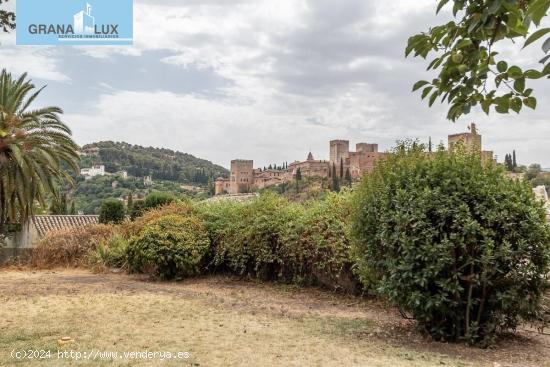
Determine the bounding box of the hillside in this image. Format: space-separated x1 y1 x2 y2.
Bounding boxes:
59 142 229 214
80 141 229 184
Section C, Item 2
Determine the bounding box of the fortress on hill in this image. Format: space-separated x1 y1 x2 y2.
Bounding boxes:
214 123 494 196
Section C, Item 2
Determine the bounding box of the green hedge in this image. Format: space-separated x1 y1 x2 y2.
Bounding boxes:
197 192 358 291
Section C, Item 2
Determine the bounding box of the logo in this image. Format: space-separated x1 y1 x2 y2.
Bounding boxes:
16 0 133 45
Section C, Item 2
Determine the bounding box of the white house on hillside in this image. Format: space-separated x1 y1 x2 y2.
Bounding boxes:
80 165 106 179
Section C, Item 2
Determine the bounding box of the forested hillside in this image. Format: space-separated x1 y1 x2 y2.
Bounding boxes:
56 142 229 214
80 141 228 184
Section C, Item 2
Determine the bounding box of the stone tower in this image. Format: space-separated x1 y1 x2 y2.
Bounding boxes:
356 143 378 153
329 140 350 166
448 123 481 153
230 160 254 194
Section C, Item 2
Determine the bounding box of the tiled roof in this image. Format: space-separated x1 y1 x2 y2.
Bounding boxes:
32 215 99 237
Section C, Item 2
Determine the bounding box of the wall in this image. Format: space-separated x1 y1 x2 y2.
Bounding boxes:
0 222 38 264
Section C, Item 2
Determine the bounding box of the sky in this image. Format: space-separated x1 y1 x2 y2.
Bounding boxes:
1 0 550 168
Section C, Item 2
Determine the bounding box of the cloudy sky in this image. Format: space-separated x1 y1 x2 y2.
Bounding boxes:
1 0 550 168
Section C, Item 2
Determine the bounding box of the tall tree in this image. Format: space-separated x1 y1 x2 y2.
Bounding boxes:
340 158 344 178
0 69 79 232
0 0 15 33
50 192 68 215
295 168 302 193
407 0 550 121
127 191 134 212
345 168 352 188
332 163 340 192
512 150 517 168
428 136 433 152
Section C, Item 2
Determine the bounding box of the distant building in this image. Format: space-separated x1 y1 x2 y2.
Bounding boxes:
214 124 496 195
80 165 106 179
143 176 153 186
214 178 231 195
448 123 495 164
116 171 128 180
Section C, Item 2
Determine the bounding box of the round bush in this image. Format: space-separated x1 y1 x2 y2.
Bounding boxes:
127 215 210 279
352 144 550 345
99 199 125 224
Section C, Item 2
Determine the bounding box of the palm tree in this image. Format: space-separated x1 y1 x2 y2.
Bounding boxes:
0 69 79 233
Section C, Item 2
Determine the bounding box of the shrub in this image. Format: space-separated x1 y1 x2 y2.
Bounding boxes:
32 224 115 268
89 233 129 271
145 192 175 209
121 201 196 238
130 200 147 220
282 190 359 292
197 192 358 291
127 215 210 279
352 143 550 345
99 199 125 224
200 193 302 280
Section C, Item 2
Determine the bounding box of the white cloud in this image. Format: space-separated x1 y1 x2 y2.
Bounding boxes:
0 48 69 82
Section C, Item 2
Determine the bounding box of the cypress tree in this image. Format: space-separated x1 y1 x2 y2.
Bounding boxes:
340 158 344 178
295 168 302 193
512 150 517 169
332 163 340 192
345 168 352 187
127 192 134 212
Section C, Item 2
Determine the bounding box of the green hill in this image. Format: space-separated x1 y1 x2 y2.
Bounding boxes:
80 141 228 184
61 141 229 214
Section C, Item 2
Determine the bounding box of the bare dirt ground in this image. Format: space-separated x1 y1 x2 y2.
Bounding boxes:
0 269 548 367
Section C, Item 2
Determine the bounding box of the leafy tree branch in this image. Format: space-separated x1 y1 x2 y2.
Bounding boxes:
407 0 550 121
0 0 15 33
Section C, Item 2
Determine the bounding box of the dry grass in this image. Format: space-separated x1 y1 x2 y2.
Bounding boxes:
31 225 115 268
0 269 548 367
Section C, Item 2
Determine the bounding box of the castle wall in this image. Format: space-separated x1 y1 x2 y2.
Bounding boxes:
214 178 230 195
289 160 329 179
349 151 388 178
356 143 378 153
230 160 254 194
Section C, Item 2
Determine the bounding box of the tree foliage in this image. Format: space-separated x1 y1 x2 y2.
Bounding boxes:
0 69 79 232
0 0 15 33
407 0 550 121
352 142 550 345
99 199 125 224
144 191 174 209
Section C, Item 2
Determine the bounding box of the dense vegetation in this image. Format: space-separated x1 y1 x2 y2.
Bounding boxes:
80 141 228 184
72 175 195 214
64 141 228 214
351 143 550 345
